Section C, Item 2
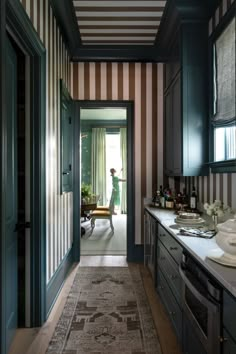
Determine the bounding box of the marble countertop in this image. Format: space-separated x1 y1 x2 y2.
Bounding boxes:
145 206 236 298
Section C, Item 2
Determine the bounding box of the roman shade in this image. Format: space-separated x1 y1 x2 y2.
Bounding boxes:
212 17 235 127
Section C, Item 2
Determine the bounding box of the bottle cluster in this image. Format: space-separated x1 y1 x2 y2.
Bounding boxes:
152 185 198 211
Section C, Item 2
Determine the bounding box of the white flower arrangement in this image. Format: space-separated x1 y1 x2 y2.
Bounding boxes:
203 200 231 217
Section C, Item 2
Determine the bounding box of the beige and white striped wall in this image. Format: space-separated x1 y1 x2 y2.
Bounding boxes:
19 0 73 283
71 62 164 244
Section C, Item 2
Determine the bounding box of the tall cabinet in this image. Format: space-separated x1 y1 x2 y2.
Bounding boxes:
163 15 209 176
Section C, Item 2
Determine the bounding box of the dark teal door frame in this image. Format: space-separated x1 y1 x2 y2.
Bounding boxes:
0 0 46 353
73 100 141 263
0 0 6 351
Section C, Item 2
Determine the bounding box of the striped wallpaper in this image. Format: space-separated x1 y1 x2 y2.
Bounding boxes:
171 0 236 211
19 0 73 283
71 62 164 244
17 0 235 266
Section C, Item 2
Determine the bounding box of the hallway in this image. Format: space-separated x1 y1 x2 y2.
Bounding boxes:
9 256 182 354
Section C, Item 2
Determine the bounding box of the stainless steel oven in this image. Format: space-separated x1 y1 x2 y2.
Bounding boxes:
179 253 222 354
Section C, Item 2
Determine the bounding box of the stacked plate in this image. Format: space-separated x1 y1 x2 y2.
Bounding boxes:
175 212 205 225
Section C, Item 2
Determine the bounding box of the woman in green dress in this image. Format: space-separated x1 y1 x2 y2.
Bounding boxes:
110 168 126 214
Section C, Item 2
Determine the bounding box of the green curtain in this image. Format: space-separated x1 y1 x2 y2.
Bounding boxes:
91 128 107 205
120 128 127 213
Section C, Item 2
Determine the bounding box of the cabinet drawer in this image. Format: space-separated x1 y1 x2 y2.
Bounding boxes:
157 268 182 344
158 224 183 265
157 242 182 306
223 291 236 339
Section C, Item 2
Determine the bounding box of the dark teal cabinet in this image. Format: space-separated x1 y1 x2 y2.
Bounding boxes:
223 329 236 354
157 267 183 344
156 223 183 346
165 73 181 175
145 209 236 354
223 291 236 353
144 211 157 283
164 23 209 176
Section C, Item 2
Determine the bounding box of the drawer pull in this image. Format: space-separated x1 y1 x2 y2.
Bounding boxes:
219 336 228 343
169 311 176 316
160 234 166 237
170 275 177 280
170 246 178 251
160 256 166 260
158 285 165 290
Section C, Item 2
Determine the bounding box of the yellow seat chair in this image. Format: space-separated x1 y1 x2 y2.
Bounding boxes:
90 193 114 232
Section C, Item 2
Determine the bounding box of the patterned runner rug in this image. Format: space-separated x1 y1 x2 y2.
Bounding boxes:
46 266 162 354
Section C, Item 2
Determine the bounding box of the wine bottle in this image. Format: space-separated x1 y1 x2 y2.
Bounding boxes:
190 186 197 210
160 185 165 208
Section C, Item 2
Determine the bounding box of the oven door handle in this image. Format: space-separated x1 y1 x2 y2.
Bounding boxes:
179 265 218 311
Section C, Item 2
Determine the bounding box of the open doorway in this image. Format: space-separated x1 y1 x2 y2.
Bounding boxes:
80 107 127 255
1 4 46 354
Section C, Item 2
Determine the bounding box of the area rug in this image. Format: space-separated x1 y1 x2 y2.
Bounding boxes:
46 266 162 354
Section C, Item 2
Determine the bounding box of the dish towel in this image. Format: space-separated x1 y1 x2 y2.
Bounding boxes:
178 228 216 239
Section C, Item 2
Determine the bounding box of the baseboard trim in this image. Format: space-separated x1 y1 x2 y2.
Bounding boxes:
46 247 74 316
128 245 144 263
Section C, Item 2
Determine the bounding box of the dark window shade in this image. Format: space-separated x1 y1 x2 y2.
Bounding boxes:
212 17 235 127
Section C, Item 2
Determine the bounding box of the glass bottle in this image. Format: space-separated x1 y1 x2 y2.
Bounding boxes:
190 186 197 210
160 185 165 208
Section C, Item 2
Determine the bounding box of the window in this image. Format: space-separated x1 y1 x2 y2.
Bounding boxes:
214 126 236 161
212 16 236 165
105 132 122 202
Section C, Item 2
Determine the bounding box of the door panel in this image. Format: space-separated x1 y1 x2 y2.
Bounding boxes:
5 36 18 352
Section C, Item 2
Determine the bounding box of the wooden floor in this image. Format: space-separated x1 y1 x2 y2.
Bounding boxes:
9 256 182 354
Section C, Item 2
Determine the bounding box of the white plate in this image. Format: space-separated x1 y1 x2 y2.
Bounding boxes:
175 217 205 225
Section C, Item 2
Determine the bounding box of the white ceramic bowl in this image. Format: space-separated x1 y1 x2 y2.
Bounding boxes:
215 217 236 258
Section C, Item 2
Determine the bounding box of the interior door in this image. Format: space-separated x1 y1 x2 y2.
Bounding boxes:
5 36 18 352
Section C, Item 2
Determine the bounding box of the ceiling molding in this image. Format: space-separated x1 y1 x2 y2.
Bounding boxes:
50 0 81 55
155 0 222 56
71 45 164 62
50 0 222 61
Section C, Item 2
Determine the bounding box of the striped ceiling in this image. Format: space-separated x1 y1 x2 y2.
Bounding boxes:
72 0 167 46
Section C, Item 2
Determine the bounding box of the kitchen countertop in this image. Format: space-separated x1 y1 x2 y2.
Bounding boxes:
145 206 236 298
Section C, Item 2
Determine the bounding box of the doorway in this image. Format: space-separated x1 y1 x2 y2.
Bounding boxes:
73 100 135 262
1 3 46 354
8 36 31 330
80 107 127 255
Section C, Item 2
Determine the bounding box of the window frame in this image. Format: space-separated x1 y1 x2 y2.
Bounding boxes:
208 5 236 173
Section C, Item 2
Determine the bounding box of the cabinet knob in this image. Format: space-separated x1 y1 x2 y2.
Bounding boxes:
160 256 166 260
160 234 166 237
170 274 177 280
169 311 176 316
170 246 178 251
158 285 164 290
219 336 228 343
